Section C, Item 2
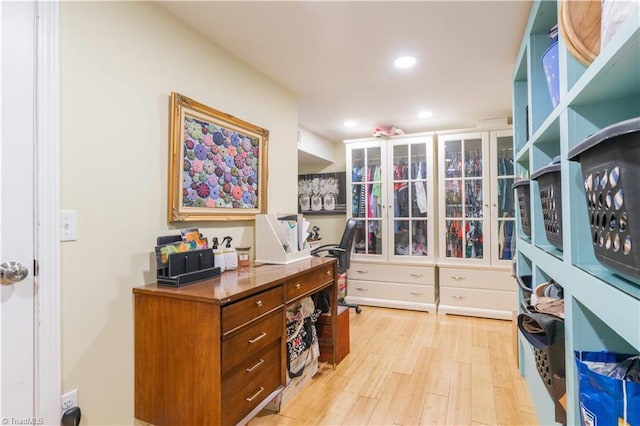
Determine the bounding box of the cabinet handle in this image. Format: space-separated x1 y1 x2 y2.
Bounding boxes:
245 386 264 402
410 292 423 296
409 273 423 278
248 332 267 344
451 276 466 281
355 287 368 291
255 300 263 308
295 283 301 289
246 358 265 372
325 269 331 276
452 295 466 301
355 270 368 274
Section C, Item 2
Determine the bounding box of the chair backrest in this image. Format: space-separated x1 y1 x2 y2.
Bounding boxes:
336 218 357 273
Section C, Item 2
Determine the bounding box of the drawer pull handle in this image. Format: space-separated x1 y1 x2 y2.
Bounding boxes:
246 386 264 402
246 358 265 372
451 276 466 281
410 292 423 296
255 300 263 308
452 295 466 300
295 283 301 289
248 332 267 344
355 270 368 274
409 273 423 278
326 270 331 276
355 287 368 291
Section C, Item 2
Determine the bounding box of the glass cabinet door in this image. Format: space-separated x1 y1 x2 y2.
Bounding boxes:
493 131 515 262
390 139 432 259
442 135 487 261
349 145 383 256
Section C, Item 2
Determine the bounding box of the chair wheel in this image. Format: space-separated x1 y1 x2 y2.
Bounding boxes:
355 307 362 314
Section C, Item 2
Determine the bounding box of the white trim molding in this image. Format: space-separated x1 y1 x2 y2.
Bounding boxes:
35 1 61 423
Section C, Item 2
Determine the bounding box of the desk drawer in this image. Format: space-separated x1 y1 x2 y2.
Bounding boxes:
439 267 513 291
222 311 282 373
222 286 284 335
222 341 282 425
439 286 516 312
349 263 435 285
286 266 334 301
347 280 435 304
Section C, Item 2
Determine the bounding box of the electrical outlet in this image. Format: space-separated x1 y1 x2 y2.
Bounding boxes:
61 389 78 414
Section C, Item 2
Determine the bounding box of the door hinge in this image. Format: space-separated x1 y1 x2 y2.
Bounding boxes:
33 259 39 277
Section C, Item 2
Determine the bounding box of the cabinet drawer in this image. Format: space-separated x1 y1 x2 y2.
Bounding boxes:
347 280 435 304
439 267 513 291
439 286 517 312
222 311 283 373
286 266 334 301
222 341 282 425
349 262 435 285
222 286 284 335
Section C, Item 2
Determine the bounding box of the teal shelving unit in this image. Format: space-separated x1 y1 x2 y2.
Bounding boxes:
512 2 640 425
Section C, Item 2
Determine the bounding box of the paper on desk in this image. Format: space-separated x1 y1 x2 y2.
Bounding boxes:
279 219 298 252
298 215 310 250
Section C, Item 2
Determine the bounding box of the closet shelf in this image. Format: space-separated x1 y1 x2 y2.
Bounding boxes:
567 12 640 107
517 238 640 351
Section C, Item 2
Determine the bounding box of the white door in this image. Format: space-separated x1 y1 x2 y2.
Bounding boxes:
1 0 36 418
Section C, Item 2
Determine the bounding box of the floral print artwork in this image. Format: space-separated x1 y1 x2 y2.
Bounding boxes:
182 114 260 209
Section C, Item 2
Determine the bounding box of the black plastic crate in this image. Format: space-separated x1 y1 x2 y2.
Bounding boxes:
569 118 640 282
513 180 532 237
531 162 563 250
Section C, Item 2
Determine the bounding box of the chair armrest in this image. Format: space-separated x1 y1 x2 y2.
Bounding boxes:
311 245 343 256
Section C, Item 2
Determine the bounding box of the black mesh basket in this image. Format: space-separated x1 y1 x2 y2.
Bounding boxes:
513 180 531 237
516 274 533 299
531 162 563 250
517 310 566 418
568 117 640 282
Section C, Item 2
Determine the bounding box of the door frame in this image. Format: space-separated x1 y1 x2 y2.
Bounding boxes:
34 1 61 422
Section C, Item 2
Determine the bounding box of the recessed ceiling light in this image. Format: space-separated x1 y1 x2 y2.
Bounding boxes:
343 120 357 128
394 56 416 69
418 111 433 118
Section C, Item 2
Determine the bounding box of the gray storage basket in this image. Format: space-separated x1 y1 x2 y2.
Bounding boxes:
513 180 532 237
531 162 563 250
568 117 640 282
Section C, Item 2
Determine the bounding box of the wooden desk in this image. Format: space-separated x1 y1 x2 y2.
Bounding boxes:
133 257 337 426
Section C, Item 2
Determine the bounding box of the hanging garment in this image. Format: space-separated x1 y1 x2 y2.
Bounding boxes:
414 162 428 214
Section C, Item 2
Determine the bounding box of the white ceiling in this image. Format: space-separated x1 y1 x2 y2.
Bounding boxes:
160 1 532 143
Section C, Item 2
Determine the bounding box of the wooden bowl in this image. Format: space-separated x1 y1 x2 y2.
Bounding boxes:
559 0 601 66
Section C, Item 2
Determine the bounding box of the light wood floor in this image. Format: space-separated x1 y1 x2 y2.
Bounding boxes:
249 306 538 426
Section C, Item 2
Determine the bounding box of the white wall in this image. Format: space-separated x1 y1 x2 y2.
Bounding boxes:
299 139 347 245
59 2 298 423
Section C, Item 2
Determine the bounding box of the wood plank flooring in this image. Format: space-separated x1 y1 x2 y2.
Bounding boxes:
249 306 538 426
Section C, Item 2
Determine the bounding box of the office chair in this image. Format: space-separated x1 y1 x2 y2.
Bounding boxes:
311 218 361 314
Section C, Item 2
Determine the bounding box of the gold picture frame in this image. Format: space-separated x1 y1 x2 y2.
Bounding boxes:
167 92 269 222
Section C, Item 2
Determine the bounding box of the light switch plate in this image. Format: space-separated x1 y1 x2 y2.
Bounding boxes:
61 210 78 241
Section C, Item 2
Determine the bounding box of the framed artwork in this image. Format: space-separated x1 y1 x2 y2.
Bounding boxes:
167 92 269 222
298 172 347 215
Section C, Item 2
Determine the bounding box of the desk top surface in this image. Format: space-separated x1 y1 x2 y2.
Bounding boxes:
134 257 336 305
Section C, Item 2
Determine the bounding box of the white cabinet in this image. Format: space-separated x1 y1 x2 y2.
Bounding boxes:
344 134 437 312
437 128 517 319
